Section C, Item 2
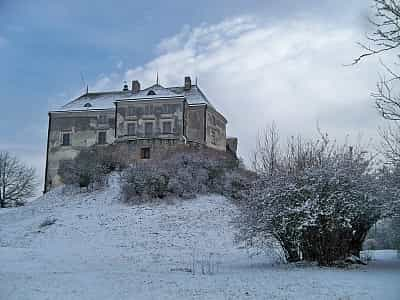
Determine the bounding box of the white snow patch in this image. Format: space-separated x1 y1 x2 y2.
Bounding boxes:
0 181 399 299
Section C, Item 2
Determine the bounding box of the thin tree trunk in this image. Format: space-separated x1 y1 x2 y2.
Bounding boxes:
349 228 369 257
0 185 4 208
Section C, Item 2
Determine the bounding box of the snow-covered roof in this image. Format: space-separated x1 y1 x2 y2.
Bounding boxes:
53 83 213 112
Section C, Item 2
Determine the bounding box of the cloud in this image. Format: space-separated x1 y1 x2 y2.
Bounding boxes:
93 16 384 163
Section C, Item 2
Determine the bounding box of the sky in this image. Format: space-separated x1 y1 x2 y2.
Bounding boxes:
0 0 388 193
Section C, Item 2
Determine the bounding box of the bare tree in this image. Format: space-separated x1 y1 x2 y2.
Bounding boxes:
352 0 400 66
354 0 400 119
380 124 400 164
252 123 280 175
0 152 36 208
353 0 400 165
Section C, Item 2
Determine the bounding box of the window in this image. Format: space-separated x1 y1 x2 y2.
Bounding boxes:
147 90 156 96
84 102 92 108
98 132 106 144
210 129 217 145
127 123 136 136
127 107 135 116
144 122 153 137
140 147 150 159
98 115 107 124
162 121 172 134
144 104 153 115
62 132 71 146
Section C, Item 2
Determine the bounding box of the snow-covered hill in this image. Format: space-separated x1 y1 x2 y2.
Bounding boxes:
0 178 399 299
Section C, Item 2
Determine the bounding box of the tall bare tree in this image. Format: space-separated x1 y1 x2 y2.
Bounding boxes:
353 0 400 165
252 123 280 175
0 152 36 208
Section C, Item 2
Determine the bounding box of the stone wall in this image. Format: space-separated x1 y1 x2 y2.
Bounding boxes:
45 110 115 191
205 106 227 151
110 139 236 165
185 104 206 143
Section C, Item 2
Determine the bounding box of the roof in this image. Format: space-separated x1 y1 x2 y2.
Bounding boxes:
53 83 213 112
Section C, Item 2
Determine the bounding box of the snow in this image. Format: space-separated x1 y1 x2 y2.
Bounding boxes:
0 178 399 299
55 84 211 112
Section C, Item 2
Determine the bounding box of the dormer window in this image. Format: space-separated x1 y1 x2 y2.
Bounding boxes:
84 102 92 108
147 90 156 96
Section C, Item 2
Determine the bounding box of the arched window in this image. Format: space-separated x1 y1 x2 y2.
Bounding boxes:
84 102 92 108
147 90 156 96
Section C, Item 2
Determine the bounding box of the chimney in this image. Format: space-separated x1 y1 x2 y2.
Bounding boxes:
131 80 140 93
184 76 191 90
122 81 129 91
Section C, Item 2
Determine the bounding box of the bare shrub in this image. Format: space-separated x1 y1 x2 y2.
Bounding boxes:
121 163 170 204
58 146 121 190
235 125 390 266
120 152 241 204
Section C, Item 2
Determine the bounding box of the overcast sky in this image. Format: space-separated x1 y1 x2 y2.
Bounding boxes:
0 0 387 191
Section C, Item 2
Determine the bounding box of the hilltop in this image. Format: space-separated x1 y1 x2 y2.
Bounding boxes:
0 177 399 299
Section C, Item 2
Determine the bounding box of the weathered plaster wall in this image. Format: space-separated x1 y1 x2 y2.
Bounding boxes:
226 137 238 154
116 99 185 141
205 107 227 151
185 104 206 143
45 110 115 190
111 140 236 164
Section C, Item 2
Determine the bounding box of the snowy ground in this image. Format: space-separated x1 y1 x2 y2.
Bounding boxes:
1 179 399 300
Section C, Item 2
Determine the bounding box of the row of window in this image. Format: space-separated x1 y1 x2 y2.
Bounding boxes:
127 121 172 136
62 132 151 159
127 103 179 116
60 120 173 146
61 132 107 146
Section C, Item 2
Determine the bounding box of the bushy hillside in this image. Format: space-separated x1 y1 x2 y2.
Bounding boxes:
0 177 399 299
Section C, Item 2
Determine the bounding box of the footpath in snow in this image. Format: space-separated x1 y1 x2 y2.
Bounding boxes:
0 179 399 300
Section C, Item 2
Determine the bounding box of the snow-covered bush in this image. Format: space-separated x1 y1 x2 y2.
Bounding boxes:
365 217 400 250
121 163 170 203
376 164 400 251
58 146 117 190
121 152 240 203
235 126 389 265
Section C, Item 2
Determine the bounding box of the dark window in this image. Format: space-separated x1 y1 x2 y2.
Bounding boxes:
127 107 135 116
162 121 172 134
147 90 156 95
62 133 71 146
144 122 153 136
127 123 136 136
98 115 107 124
210 129 217 145
144 104 153 115
98 132 106 144
84 102 92 108
141 147 150 159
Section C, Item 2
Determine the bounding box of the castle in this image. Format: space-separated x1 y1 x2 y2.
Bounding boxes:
44 76 237 192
